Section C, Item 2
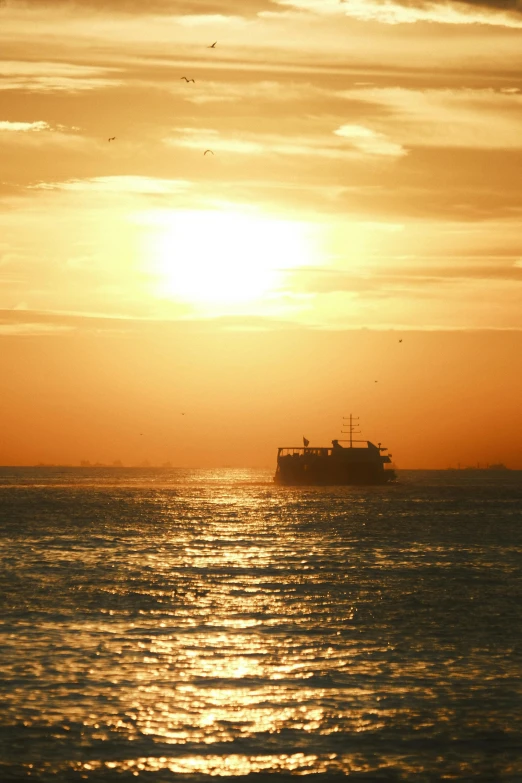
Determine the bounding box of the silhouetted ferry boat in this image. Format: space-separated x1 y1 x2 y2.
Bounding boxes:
274 415 395 486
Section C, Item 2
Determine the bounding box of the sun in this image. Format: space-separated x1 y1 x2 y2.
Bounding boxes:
144 209 316 307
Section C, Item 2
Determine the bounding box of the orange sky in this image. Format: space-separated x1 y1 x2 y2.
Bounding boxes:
1 0 521 468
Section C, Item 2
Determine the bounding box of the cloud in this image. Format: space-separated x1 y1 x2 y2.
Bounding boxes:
0 322 76 335
30 176 191 195
8 0 522 25
0 61 122 93
289 258 522 297
278 0 522 26
172 79 311 105
334 124 406 157
166 125 406 159
0 120 50 132
335 87 522 151
1 0 278 17
0 121 83 149
0 306 306 336
339 0 522 27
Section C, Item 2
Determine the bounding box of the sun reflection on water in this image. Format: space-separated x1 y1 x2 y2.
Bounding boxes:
76 752 329 776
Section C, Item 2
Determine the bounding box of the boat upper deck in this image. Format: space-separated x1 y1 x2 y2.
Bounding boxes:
278 441 391 463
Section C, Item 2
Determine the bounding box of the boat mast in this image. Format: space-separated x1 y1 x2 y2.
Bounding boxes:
342 414 360 448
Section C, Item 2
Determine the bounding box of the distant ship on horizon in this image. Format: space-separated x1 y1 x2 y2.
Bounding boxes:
274 415 395 486
465 462 511 471
448 462 511 471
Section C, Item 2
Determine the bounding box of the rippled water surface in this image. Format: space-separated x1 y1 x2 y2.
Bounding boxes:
1 467 521 782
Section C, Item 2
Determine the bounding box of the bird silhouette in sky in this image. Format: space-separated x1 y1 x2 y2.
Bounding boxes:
207 41 217 48
108 136 116 141
399 339 403 343
181 77 195 83
204 149 214 155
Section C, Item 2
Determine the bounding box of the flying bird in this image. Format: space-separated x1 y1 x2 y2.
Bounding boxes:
399 339 403 343
204 149 214 156
108 136 116 141
181 77 195 83
207 41 217 48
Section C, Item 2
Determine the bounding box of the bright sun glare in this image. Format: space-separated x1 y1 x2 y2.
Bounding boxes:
145 210 316 306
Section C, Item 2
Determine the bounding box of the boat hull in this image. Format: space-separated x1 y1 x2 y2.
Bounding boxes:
274 460 395 486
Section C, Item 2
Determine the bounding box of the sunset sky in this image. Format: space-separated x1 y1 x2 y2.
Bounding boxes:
1 0 521 468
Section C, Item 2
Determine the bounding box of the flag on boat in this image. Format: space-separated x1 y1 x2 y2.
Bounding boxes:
303 437 310 447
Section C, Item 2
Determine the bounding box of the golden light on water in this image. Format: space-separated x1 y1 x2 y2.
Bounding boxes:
144 209 317 306
4 473 521 780
78 752 326 776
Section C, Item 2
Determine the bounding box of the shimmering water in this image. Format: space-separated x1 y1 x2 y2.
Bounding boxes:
1 468 521 782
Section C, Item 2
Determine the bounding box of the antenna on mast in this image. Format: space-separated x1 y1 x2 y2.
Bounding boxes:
342 414 361 448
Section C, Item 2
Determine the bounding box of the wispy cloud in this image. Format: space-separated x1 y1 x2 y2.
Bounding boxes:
0 321 75 336
279 0 522 27
7 0 522 26
335 87 522 151
172 79 311 105
0 120 51 132
0 60 122 92
2 0 276 17
334 124 406 157
0 121 83 150
166 125 406 159
288 257 522 297
30 176 192 195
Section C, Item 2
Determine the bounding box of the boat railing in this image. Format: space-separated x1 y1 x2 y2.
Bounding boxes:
277 443 378 457
277 447 331 457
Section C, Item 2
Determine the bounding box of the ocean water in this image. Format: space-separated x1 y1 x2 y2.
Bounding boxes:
0 467 521 782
